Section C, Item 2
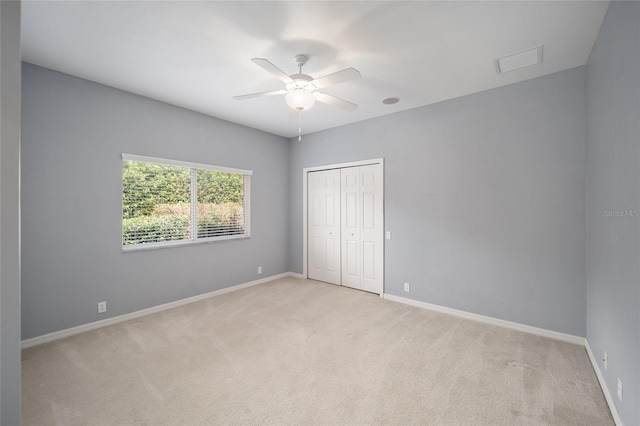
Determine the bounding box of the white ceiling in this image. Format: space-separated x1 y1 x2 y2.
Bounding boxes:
21 1 610 138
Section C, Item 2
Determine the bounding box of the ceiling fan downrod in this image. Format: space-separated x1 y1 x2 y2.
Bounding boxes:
295 54 308 74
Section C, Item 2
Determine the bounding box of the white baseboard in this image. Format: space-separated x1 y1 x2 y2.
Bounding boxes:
385 293 623 423
585 340 623 426
22 272 298 349
383 293 585 345
21 275 620 424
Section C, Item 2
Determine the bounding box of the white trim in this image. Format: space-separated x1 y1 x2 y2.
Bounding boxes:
243 175 251 237
386 293 620 423
121 235 250 252
585 340 623 426
21 272 298 349
302 158 384 279
21 272 621 426
122 153 253 176
383 293 585 345
303 158 385 174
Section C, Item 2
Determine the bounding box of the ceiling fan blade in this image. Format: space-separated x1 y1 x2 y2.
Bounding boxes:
313 67 361 89
251 58 294 84
314 92 358 112
233 89 287 100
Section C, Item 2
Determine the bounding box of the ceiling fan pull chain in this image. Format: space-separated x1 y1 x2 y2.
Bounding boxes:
298 112 302 141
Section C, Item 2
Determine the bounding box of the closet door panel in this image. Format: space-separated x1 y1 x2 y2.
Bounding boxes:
362 241 376 279
308 173 324 281
341 167 361 289
308 169 341 285
359 164 383 294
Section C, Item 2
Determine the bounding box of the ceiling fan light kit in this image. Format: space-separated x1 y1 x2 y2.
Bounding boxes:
284 56 317 111
285 89 316 111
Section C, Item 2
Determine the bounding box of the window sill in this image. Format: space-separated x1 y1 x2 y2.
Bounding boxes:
122 235 250 252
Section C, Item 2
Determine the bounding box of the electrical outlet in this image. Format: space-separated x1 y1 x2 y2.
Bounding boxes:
258 266 262 275
603 351 608 370
98 301 106 314
617 378 623 401
404 282 410 292
385 231 392 240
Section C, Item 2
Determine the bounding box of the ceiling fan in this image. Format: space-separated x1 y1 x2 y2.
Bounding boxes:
233 54 361 113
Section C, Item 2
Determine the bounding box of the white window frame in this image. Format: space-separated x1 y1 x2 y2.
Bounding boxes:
122 153 252 251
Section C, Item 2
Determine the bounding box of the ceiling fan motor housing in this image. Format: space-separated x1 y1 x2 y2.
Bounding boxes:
287 74 316 91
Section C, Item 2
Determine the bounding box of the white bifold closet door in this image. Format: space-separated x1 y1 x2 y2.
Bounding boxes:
341 164 383 293
308 169 341 285
307 163 383 294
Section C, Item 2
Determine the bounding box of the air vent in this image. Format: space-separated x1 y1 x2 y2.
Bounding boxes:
496 45 543 74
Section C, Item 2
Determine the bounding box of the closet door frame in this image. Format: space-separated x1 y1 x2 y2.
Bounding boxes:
302 158 384 296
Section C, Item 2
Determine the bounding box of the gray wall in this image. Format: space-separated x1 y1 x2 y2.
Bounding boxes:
585 1 640 425
289 67 587 337
1 0 22 423
21 63 290 340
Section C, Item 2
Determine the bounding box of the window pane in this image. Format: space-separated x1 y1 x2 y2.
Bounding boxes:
122 161 191 245
196 169 245 238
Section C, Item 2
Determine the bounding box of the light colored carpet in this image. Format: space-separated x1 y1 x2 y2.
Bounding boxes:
22 277 613 425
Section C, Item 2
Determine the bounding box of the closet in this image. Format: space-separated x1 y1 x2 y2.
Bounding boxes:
307 162 383 295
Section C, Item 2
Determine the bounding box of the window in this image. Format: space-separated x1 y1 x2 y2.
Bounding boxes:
122 154 251 250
